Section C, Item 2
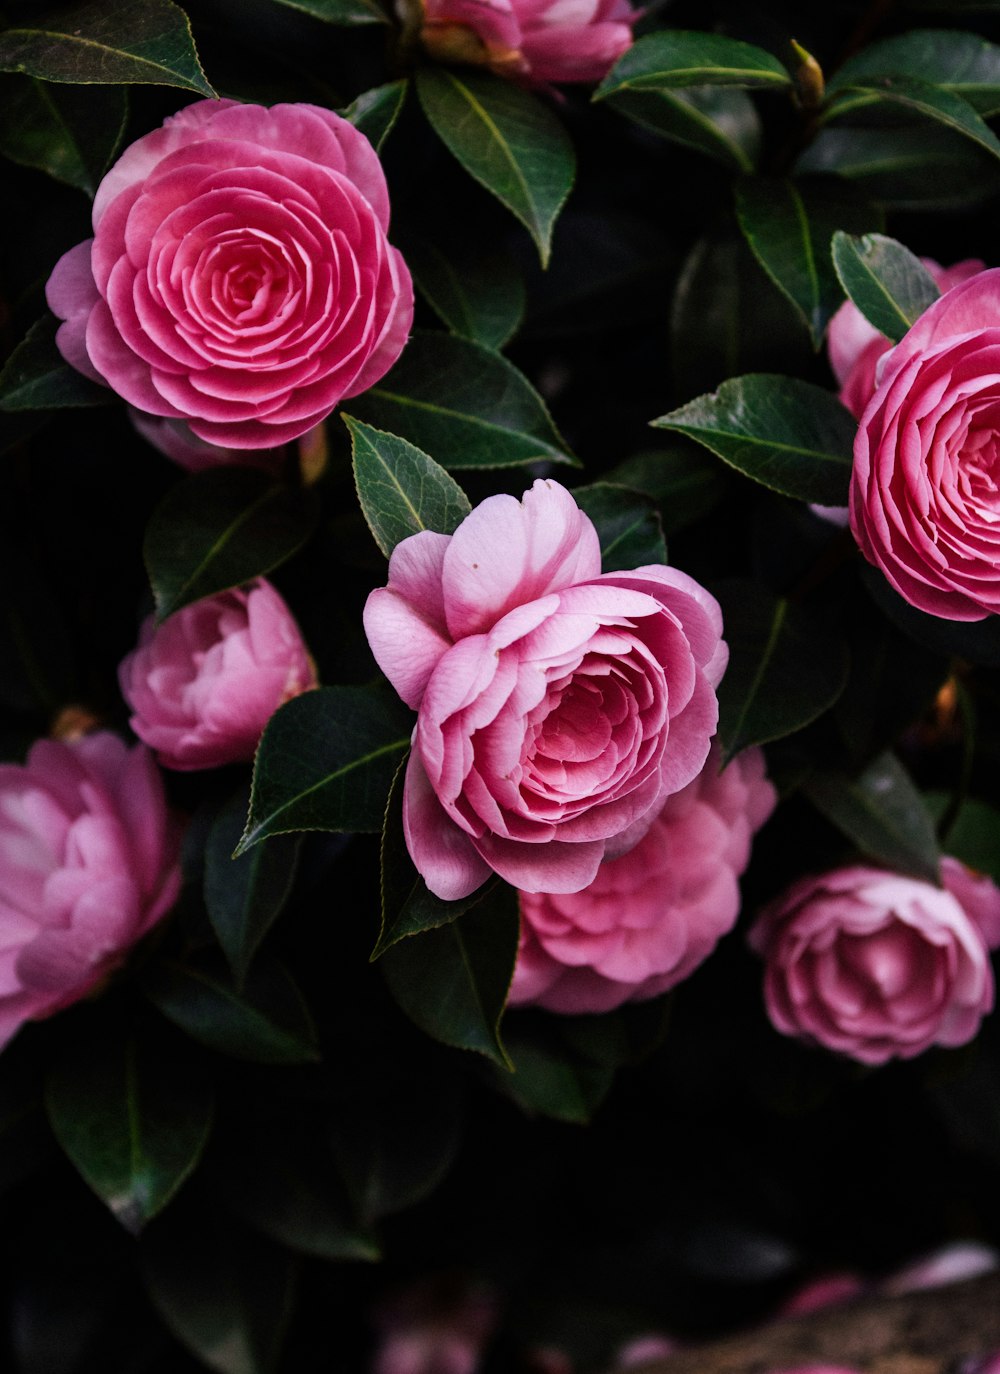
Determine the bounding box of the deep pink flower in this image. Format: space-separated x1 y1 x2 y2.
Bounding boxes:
417 0 634 86
849 265 1000 621
510 743 774 1013
0 732 182 1049
119 579 316 771
46 99 413 449
363 479 726 900
749 861 999 1065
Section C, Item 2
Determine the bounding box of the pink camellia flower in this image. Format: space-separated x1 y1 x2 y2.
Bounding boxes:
0 732 182 1049
849 265 1000 621
119 579 316 771
363 479 726 900
415 0 635 87
882 1240 998 1296
46 99 413 449
749 860 1000 1065
779 1272 867 1317
509 743 774 1013
828 258 983 420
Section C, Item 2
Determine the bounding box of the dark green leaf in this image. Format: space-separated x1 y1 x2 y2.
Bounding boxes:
403 232 526 349
828 29 1000 115
499 1025 614 1124
415 65 574 266
347 330 575 470
734 178 880 348
653 374 855 505
45 1031 213 1234
239 685 413 850
0 75 127 194
831 231 940 343
340 79 407 149
273 0 387 24
604 85 761 171
346 414 471 558
0 0 214 94
823 76 1000 164
381 883 520 1068
143 468 319 622
606 445 729 534
572 482 666 571
798 124 993 212
142 959 320 1065
802 750 941 885
861 563 1000 668
928 794 1000 884
204 791 302 987
594 30 792 99
0 314 111 410
713 579 849 759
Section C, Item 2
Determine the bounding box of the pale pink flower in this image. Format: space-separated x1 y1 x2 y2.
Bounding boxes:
119 579 316 771
510 743 774 1013
0 732 182 1048
46 99 413 449
363 479 726 900
881 1240 998 1296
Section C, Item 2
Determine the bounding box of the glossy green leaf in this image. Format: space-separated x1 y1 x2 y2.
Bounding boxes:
403 232 526 349
0 314 111 410
572 482 666 572
340 79 407 149
828 29 1000 115
734 178 880 347
45 1032 213 1234
0 75 127 193
415 65 574 266
347 330 575 470
797 125 993 212
594 30 792 100
606 445 729 534
929 794 1000 884
381 882 520 1068
272 0 387 24
802 751 942 885
823 76 1000 164
143 468 319 622
346 415 471 558
143 1210 295 1374
239 685 413 851
713 579 849 760
204 791 302 987
603 85 761 171
653 374 855 505
0 0 214 93
142 959 320 1065
831 232 940 344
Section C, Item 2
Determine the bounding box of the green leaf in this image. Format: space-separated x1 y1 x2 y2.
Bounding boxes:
143 468 319 622
594 30 792 99
346 330 575 470
603 85 761 171
272 0 387 24
0 75 127 194
734 178 880 348
45 1031 213 1234
713 579 849 760
340 79 407 149
823 76 1000 165
402 231 526 349
606 445 729 534
380 883 520 1069
415 65 574 266
797 124 993 212
831 231 940 344
860 563 1000 669
346 415 471 559
653 374 855 505
828 29 1000 116
239 685 413 851
0 0 214 94
929 794 1000 884
572 482 667 572
142 959 320 1065
499 1025 615 1124
0 314 111 410
802 751 942 885
204 791 302 988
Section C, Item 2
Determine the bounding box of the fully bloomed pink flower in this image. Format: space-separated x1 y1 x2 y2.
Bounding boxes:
850 265 1000 620
416 0 634 86
0 732 182 1049
363 480 726 900
119 579 316 771
510 743 774 1013
46 99 413 449
749 861 1000 1065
